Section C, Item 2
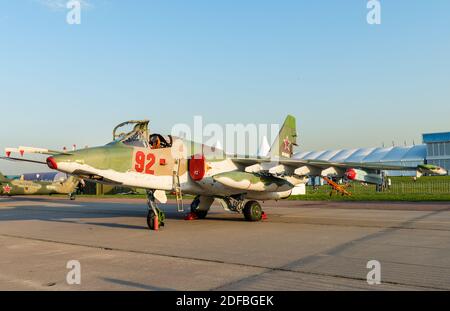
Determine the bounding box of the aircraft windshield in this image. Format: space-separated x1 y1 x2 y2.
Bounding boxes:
113 120 150 148
111 120 173 149
122 132 149 147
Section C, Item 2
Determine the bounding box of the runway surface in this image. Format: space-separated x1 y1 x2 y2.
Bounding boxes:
0 196 449 291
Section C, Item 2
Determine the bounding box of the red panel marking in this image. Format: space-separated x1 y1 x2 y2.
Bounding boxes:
189 154 206 181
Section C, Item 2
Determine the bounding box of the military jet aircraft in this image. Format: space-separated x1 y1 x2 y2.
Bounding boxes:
3 116 447 230
0 172 80 200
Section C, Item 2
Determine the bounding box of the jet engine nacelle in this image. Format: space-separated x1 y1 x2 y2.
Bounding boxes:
345 168 383 185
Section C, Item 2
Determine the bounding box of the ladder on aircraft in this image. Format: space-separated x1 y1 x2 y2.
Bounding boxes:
322 176 352 197
173 159 184 212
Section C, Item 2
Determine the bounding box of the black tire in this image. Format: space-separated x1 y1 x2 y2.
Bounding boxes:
243 201 263 222
146 210 157 230
192 209 208 219
190 197 208 219
69 193 76 200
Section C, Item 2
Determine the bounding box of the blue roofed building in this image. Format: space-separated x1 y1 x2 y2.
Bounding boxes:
293 132 450 177
423 132 450 173
294 145 425 177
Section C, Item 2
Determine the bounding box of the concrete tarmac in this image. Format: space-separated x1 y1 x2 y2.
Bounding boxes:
0 196 449 291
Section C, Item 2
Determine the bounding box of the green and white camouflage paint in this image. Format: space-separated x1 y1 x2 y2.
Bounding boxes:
3 115 447 229
0 172 79 199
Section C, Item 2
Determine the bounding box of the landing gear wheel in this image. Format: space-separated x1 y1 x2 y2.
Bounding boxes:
146 210 157 230
69 193 76 201
191 209 208 219
190 197 208 219
243 201 263 222
146 190 166 230
146 209 164 230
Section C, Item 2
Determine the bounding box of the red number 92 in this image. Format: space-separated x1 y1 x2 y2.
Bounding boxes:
135 151 155 175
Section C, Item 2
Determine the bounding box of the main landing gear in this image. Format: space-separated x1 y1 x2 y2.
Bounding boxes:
189 195 267 222
185 195 213 220
190 197 208 219
146 190 165 230
68 192 76 201
144 192 267 229
243 200 263 222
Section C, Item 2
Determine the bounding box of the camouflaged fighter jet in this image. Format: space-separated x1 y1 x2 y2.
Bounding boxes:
0 172 80 200
3 116 447 230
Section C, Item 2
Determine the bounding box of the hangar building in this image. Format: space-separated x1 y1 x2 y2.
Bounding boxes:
423 132 450 173
294 145 426 177
294 132 450 177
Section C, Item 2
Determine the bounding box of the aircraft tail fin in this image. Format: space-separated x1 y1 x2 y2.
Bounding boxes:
269 115 298 158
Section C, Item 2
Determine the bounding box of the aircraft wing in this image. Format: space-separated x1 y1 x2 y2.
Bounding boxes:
231 157 447 176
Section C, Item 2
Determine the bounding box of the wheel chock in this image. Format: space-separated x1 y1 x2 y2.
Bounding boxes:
184 212 198 221
154 215 159 231
262 212 268 220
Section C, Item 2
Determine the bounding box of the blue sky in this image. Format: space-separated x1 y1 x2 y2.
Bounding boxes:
1 0 450 174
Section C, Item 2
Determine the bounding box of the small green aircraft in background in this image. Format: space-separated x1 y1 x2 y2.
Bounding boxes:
3 115 447 230
0 172 80 200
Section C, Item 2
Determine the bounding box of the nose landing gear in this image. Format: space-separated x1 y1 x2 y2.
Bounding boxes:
146 190 165 230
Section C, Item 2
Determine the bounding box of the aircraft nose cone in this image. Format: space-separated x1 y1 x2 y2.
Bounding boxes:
46 157 58 170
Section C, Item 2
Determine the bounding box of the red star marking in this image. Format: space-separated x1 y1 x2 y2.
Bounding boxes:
2 185 12 194
283 137 291 153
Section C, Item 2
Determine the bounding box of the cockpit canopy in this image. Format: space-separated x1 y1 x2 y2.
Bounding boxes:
111 120 172 149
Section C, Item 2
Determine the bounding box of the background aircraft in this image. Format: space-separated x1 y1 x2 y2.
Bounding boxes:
3 116 446 230
0 172 80 200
